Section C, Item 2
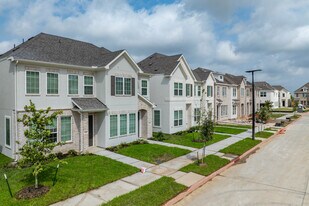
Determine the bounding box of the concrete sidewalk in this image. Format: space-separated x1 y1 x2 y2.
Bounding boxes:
175 114 309 206
51 126 268 206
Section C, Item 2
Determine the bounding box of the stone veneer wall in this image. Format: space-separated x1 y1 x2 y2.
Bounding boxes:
16 109 81 156
138 99 153 138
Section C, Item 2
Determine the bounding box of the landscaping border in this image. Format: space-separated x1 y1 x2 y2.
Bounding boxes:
163 114 303 206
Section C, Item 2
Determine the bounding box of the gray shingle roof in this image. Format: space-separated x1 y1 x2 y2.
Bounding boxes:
72 98 108 112
192 67 212 81
137 53 182 75
0 33 123 67
225 74 246 85
272 85 289 92
295 82 309 93
255 81 275 90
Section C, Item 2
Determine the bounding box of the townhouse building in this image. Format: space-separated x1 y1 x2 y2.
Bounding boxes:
245 81 261 114
255 82 279 108
0 33 154 159
294 82 309 106
192 68 215 117
138 53 200 134
272 85 291 107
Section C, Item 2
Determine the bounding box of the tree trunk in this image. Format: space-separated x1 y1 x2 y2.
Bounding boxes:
35 174 38 189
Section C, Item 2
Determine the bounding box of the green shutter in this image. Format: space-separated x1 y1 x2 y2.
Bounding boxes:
5 118 10 146
154 110 160 127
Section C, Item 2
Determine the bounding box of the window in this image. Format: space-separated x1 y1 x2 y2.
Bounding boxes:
141 80 148 96
68 75 78 95
5 117 11 147
233 105 237 115
154 110 161 127
174 110 183 126
186 84 192 97
241 88 245 97
246 89 250 97
197 86 201 96
84 76 94 95
110 115 118 137
260 91 266 97
115 77 132 95
124 78 132 95
217 86 220 96
174 82 183 96
46 118 57 142
222 87 227 97
207 86 213 97
282 93 285 97
47 73 58 94
233 88 237 97
129 113 136 134
194 108 200 122
61 116 72 142
120 114 127 135
221 105 228 116
26 71 40 94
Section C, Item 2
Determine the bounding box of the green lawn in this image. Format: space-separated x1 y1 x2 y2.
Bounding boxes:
216 124 252 129
103 177 186 206
219 138 261 156
180 155 230 176
162 133 230 149
0 153 12 168
272 107 293 112
214 126 247 135
265 127 279 131
115 144 190 164
0 155 138 206
270 113 285 119
255 131 274 138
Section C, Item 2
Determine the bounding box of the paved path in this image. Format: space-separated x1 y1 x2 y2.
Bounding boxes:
175 113 309 206
51 125 270 206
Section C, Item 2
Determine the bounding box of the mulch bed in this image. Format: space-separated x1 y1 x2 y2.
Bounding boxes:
16 185 50 199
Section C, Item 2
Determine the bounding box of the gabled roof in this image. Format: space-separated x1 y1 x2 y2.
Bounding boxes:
137 53 182 75
213 72 237 85
295 82 309 93
255 81 275 90
0 33 124 67
192 67 212 81
225 74 246 85
72 98 108 112
272 85 289 92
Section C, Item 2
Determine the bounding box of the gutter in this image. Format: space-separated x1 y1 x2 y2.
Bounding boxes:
14 60 18 160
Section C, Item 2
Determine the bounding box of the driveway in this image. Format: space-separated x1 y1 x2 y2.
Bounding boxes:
175 113 309 206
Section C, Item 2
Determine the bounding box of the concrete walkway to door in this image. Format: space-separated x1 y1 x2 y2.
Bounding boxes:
175 113 309 206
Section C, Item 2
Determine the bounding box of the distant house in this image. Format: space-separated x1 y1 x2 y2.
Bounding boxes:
272 85 291 107
255 82 279 108
192 68 215 118
0 33 154 159
245 81 261 114
138 53 200 134
294 82 309 106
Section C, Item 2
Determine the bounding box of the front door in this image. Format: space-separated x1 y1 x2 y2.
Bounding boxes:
88 115 94 147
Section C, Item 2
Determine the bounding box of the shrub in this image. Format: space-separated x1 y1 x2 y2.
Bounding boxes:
67 150 79 157
152 131 166 141
187 126 200 133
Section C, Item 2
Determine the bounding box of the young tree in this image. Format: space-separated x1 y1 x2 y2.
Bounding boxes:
18 101 62 189
257 106 270 122
199 110 214 165
264 100 273 111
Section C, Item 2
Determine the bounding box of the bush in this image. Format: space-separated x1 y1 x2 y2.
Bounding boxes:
187 126 200 133
107 140 148 152
152 131 166 141
67 150 79 157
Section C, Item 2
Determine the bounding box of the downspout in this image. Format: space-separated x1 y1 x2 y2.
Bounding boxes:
76 111 84 153
14 60 18 161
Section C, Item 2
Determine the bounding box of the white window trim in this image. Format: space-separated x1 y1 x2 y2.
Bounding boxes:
174 82 183 96
83 75 95 96
140 79 149 97
153 109 161 128
129 113 136 135
25 70 40 95
4 116 11 148
67 74 79 96
46 72 59 96
47 118 58 142
109 114 118 139
194 108 200 122
115 76 132 97
61 116 73 143
174 110 183 127
119 114 128 136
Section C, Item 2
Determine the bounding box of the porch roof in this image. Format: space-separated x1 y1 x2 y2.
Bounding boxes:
71 98 108 112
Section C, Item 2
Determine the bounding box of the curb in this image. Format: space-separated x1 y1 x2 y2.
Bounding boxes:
163 115 303 206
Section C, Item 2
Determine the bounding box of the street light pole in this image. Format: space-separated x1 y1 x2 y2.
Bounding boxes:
246 69 262 140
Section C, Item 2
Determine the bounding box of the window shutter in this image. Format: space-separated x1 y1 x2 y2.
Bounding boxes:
132 78 135 96
111 76 115 96
190 85 193 97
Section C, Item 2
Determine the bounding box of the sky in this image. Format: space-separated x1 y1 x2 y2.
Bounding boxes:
0 0 309 92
